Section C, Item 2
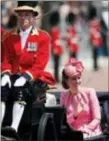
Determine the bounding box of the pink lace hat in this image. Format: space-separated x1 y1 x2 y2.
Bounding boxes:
64 58 84 77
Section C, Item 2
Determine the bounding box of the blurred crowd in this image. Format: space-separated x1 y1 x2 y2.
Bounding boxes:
1 1 109 83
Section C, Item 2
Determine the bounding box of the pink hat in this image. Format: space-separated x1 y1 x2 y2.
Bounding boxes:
64 58 84 77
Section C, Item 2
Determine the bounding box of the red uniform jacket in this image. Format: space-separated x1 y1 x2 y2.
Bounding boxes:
2 27 51 81
88 19 102 47
67 25 79 53
1 27 5 62
50 27 63 56
1 27 4 36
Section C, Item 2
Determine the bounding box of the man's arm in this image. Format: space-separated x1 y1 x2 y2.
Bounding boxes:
2 38 12 75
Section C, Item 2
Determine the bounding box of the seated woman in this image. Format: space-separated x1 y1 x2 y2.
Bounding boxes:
60 58 102 139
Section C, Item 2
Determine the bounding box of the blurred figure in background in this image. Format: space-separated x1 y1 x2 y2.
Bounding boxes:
66 12 79 59
88 6 103 71
6 9 17 29
1 1 17 30
49 11 63 83
34 2 43 28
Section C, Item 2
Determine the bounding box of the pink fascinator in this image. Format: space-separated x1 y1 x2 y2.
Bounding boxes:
64 58 84 77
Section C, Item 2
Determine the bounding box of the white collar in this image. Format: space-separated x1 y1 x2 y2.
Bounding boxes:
20 26 32 34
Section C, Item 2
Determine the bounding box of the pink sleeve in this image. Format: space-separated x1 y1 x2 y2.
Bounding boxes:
60 92 75 125
87 88 101 130
60 92 65 106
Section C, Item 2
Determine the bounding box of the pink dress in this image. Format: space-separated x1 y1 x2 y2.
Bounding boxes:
60 87 102 138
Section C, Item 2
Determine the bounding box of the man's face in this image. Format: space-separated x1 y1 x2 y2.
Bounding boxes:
17 11 35 30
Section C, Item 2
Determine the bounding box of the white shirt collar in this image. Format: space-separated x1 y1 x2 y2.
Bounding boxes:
20 26 33 34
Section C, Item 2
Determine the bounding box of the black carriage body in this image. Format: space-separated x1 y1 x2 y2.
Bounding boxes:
2 91 109 141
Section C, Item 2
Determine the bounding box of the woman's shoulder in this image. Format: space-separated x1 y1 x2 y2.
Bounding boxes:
79 86 96 95
60 90 69 97
60 90 68 94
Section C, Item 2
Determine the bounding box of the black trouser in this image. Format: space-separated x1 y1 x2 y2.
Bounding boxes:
92 46 99 69
102 33 108 56
53 54 60 83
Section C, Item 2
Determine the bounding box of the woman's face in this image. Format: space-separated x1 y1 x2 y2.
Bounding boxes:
67 74 81 89
17 11 35 30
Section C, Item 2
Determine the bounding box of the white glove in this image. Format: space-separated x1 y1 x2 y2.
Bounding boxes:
45 93 57 107
1 74 11 88
14 76 27 87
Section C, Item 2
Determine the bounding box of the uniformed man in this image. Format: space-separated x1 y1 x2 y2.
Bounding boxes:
49 11 63 83
1 1 53 140
88 6 102 70
66 12 79 59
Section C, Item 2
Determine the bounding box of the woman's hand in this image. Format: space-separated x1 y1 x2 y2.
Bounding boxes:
78 125 91 134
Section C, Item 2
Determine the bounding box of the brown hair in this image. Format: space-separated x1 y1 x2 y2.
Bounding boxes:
61 69 69 89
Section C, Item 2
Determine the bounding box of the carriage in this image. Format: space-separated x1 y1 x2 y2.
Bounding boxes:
1 83 109 141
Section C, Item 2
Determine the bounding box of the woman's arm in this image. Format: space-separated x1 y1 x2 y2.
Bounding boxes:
85 88 101 130
60 93 76 125
60 92 65 106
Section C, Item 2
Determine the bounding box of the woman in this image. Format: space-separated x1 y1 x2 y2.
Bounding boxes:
60 58 102 139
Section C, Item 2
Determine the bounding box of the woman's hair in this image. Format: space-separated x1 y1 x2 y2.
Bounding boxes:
61 69 69 89
62 58 84 89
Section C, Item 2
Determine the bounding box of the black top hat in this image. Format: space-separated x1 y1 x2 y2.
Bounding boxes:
14 1 39 16
66 12 76 25
17 1 38 8
49 11 60 26
88 6 97 20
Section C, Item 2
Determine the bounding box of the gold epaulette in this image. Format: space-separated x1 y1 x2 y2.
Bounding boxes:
38 28 50 37
2 28 16 42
